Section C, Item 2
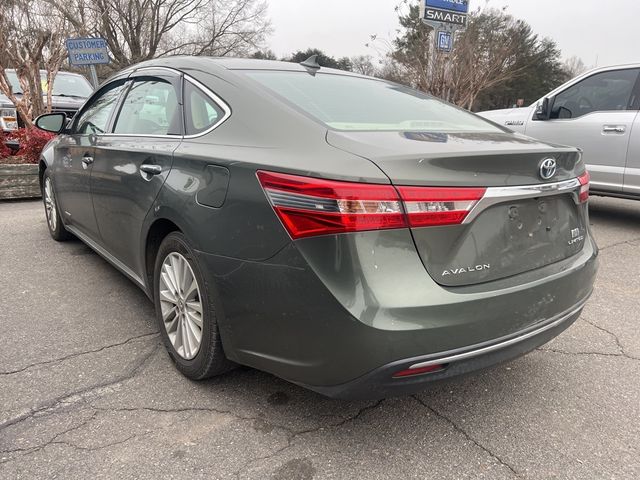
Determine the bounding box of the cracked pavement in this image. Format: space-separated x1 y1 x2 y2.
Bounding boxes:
1 196 639 479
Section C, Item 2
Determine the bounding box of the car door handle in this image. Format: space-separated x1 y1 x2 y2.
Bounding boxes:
602 125 626 134
140 164 162 175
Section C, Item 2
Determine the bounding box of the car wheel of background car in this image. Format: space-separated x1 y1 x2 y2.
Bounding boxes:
153 232 234 380
42 171 71 241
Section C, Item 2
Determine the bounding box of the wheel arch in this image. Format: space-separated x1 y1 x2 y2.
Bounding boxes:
38 159 47 191
144 218 183 295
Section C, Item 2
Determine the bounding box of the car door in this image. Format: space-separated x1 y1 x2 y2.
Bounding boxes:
526 67 640 193
91 69 182 274
53 79 128 239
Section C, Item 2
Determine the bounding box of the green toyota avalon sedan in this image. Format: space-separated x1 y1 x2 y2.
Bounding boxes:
35 57 598 399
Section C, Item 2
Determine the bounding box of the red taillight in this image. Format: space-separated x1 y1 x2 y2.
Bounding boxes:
257 171 486 239
393 364 446 378
578 170 590 203
256 171 406 239
397 186 486 227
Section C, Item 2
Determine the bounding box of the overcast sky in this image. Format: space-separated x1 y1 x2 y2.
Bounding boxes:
267 0 639 67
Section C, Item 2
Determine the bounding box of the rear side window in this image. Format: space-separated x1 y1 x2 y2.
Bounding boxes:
552 68 640 119
184 80 225 136
113 79 181 135
75 81 126 134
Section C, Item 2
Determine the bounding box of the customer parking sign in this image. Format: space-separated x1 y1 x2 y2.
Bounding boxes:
66 38 110 66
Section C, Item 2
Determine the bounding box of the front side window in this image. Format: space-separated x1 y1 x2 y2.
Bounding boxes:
113 79 181 135
74 81 126 135
184 80 225 135
243 71 503 132
552 69 639 119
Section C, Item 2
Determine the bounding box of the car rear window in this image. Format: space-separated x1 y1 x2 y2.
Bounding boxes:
184 80 225 136
244 71 502 133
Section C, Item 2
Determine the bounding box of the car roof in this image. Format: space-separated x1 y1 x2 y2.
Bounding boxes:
207 57 310 71
127 56 368 79
585 62 640 72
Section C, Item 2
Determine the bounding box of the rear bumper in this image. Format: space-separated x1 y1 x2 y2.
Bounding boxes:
196 228 598 395
298 296 588 400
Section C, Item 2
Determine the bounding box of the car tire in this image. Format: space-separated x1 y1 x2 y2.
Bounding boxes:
42 170 71 241
153 232 234 380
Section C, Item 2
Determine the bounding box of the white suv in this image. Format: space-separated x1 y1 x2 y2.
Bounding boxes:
479 64 640 199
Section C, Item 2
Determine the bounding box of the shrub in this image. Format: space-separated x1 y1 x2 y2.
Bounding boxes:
0 131 12 159
11 128 56 164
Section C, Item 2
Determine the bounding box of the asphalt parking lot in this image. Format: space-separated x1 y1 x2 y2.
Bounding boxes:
1 197 639 479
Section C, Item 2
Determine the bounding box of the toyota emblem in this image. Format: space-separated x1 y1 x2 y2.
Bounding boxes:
539 158 557 180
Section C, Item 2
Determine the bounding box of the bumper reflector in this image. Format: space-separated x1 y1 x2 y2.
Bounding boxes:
393 364 446 378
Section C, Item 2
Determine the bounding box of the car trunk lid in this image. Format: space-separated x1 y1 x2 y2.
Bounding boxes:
327 130 588 286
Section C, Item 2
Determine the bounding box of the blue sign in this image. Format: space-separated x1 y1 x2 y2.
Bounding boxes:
437 31 454 52
66 38 110 66
426 0 469 14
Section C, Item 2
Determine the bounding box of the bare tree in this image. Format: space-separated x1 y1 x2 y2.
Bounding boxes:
350 55 378 76
451 11 530 110
0 0 70 126
173 0 271 58
46 0 271 69
381 3 567 111
563 56 587 79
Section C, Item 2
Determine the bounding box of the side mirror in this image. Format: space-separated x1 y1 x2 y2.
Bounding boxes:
534 98 551 121
35 113 67 133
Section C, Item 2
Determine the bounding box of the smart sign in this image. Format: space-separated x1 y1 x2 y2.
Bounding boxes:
426 0 470 14
424 8 467 26
66 38 110 66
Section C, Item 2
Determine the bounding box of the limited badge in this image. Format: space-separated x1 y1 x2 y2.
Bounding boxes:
568 228 585 246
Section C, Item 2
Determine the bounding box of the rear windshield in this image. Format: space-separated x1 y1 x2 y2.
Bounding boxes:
244 71 502 133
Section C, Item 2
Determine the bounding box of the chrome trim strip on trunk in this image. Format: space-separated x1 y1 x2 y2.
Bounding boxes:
408 295 590 370
463 177 581 224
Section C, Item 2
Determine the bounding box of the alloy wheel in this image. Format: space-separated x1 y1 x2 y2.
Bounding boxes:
44 177 57 232
159 252 204 360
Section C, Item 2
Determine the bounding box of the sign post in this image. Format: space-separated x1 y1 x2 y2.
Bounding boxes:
65 38 110 88
420 0 471 52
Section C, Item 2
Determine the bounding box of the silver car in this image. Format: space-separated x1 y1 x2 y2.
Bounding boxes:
479 64 640 199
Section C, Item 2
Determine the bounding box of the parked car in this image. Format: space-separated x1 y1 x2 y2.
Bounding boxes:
479 64 640 199
0 69 93 131
34 57 598 399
